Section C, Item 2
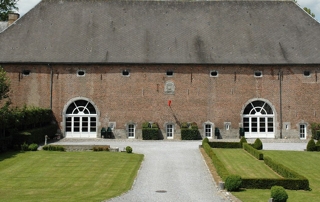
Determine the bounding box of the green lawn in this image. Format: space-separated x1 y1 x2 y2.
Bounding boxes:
213 148 280 178
225 150 320 202
0 151 144 202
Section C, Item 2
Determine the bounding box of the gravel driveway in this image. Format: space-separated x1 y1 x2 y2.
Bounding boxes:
54 140 229 202
53 139 307 202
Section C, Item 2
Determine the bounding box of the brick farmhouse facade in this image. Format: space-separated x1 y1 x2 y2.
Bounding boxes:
1 0 320 139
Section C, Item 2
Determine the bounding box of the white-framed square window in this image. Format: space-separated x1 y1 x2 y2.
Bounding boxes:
166 123 174 139
210 70 218 77
299 124 307 139
254 71 262 77
127 124 135 138
204 123 213 138
77 70 86 77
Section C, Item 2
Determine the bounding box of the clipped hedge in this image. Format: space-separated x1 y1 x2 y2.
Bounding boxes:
13 124 58 145
181 122 201 140
242 178 308 190
181 128 201 140
202 139 229 180
43 145 65 151
0 106 53 131
208 142 241 148
142 128 159 140
243 143 264 160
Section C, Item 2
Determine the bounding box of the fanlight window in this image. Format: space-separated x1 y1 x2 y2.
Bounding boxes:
243 100 274 138
65 100 97 138
243 101 273 116
66 100 96 115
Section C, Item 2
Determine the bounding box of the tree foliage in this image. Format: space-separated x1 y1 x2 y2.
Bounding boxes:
294 0 316 18
0 0 18 21
303 7 315 18
0 66 10 101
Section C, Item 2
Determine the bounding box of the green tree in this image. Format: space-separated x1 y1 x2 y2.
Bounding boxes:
0 66 10 101
293 0 316 18
0 0 18 21
303 7 315 18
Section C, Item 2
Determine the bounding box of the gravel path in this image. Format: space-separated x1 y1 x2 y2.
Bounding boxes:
53 140 228 202
52 138 308 202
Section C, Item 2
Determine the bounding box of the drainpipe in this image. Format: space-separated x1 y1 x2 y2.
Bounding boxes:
279 69 283 139
49 64 53 110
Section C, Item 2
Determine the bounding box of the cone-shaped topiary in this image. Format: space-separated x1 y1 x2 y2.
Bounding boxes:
225 175 242 191
239 137 247 148
307 139 316 151
253 138 263 150
271 186 288 202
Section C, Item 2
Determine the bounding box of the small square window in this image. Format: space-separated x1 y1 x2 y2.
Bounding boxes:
22 70 31 76
77 70 85 77
122 70 130 76
303 70 311 77
166 70 174 76
254 71 262 77
210 70 218 77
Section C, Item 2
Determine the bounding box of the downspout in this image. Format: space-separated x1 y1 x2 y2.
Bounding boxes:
279 69 283 139
49 64 53 110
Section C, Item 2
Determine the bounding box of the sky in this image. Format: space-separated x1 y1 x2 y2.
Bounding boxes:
15 0 320 22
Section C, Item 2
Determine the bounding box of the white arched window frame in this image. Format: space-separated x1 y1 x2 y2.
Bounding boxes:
65 99 98 138
242 100 275 138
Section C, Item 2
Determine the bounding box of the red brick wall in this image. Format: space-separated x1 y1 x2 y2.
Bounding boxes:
3 64 320 139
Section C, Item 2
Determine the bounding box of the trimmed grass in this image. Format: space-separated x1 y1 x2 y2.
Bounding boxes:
213 148 280 178
229 150 320 202
0 151 143 202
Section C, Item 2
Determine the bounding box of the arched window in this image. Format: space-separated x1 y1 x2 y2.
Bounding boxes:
243 100 275 138
65 99 97 138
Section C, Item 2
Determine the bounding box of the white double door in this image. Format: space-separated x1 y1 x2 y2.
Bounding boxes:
66 115 97 138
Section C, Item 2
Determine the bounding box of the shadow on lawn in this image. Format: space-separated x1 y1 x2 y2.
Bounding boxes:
0 151 22 162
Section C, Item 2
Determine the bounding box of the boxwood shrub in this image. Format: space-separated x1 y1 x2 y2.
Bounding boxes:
225 175 242 191
208 142 241 148
239 136 247 147
271 186 288 202
307 139 316 151
28 143 38 151
202 140 229 180
243 143 264 160
42 145 65 151
253 138 263 150
142 128 159 140
242 178 309 190
181 122 201 140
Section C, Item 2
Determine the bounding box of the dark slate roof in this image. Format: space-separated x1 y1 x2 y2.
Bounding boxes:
0 22 8 33
0 0 320 64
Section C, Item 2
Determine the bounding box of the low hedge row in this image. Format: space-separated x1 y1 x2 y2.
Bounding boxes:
208 142 241 148
43 145 65 151
181 128 201 140
202 138 229 180
264 156 309 181
142 128 159 140
13 124 58 145
243 143 264 160
242 178 309 190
